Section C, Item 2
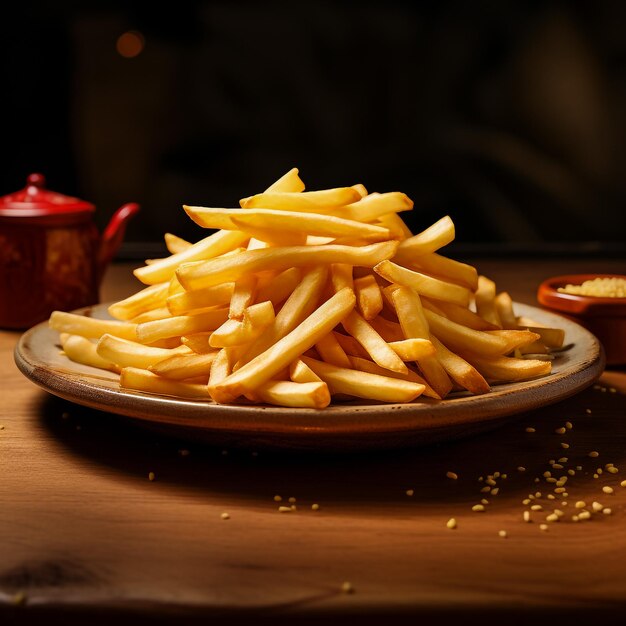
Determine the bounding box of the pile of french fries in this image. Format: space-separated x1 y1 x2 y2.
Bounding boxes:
49 168 565 409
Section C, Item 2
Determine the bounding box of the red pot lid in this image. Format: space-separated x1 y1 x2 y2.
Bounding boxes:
0 173 94 218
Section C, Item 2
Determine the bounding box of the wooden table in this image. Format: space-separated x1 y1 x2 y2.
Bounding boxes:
2 259 626 625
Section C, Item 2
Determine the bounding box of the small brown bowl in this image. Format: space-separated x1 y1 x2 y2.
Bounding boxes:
538 273 626 365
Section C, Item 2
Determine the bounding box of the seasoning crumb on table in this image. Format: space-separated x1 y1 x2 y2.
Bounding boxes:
221 512 230 520
446 518 457 529
148 471 155 481
446 471 458 480
405 489 414 496
341 581 354 594
498 530 507 538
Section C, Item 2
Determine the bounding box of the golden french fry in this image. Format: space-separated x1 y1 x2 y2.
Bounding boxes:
120 367 209 399
368 316 405 342
348 355 440 400
136 308 229 344
375 260 471 307
211 287 356 403
236 266 328 367
209 301 275 348
255 267 302 305
335 192 413 223
430 335 490 395
164 233 192 254
248 380 330 409
97 333 190 369
422 299 499 331
475 276 502 327
342 310 408 374
407 253 478 291
134 229 249 285
351 183 368 198
389 338 437 361
265 167 305 193
61 334 120 373
207 348 232 401
239 188 361 211
177 241 398 292
229 275 256 320
485 329 543 352
181 333 212 354
226 210 392 241
237 225 307 247
50 311 138 342
389 287 453 398
376 212 413 240
301 356 425 403
460 353 552 382
393 216 455 262
494 292 517 329
166 282 235 316
423 308 514 356
330 264 354 293
149 352 217 380
514 318 565 349
315 332 352 368
354 274 383 320
131 306 173 323
108 283 169 321
289 359 324 384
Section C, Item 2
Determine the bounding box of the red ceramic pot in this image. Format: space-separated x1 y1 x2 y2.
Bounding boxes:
537 273 626 366
0 173 140 329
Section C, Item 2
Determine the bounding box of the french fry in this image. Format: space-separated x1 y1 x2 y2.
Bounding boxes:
50 311 138 342
164 233 192 254
368 316 405 342
377 212 413 240
136 308 229 344
289 359 324 384
422 299 499 331
120 367 209 399
248 380 330 409
485 329 544 352
315 332 352 368
475 276 502 327
230 210 392 241
406 253 478 291
134 229 249 285
494 291 518 329
330 264 354 293
389 338 437 361
209 301 275 348
207 348 232 401
131 306 173 323
229 275 256 320
108 283 169 321
351 183 368 198
333 191 413 222
166 282 235 316
236 266 328 367
375 260 471 307
61 334 120 373
460 353 552 383
211 287 356 403
515 317 565 349
149 352 217 380
423 308 515 356
348 355 440 400
354 274 383 320
177 241 398 291
264 167 305 193
239 188 361 212
393 216 455 262
181 333 212 354
255 267 302 305
342 310 408 374
301 357 425 403
97 333 190 369
389 287 453 398
430 335 490 395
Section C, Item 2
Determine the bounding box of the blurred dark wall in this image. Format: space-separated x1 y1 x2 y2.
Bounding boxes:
2 0 626 252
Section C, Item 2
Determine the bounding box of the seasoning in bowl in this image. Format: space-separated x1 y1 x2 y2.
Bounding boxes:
558 277 626 298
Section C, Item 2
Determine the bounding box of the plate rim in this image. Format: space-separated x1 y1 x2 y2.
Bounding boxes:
14 302 605 438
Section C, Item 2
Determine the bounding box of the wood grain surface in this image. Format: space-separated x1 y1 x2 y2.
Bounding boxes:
1 258 626 625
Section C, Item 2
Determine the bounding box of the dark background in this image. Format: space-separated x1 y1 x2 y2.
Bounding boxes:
3 0 626 257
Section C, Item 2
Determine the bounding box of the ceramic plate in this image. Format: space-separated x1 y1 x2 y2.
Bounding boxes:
15 303 604 451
